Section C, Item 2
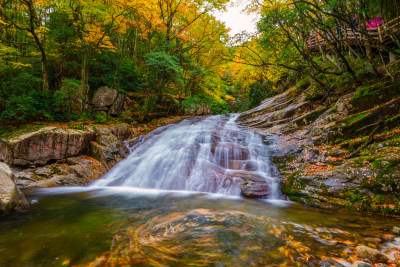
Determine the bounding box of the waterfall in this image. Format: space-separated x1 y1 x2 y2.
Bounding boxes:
92 115 280 199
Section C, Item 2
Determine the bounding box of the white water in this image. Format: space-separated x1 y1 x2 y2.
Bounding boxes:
92 115 281 199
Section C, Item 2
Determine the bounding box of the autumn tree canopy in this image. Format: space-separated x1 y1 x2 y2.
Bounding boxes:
1 0 399 122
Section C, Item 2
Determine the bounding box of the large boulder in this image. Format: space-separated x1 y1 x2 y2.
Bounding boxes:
0 162 27 214
93 86 118 110
227 171 271 198
93 86 126 115
0 127 96 166
110 93 126 115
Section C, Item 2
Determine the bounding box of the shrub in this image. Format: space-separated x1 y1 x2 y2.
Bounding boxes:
0 67 73 122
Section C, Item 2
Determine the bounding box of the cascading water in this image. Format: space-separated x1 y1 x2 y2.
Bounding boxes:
4 118 400 267
92 114 281 198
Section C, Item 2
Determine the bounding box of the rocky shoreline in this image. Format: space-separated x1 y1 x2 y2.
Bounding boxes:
237 81 400 216
1 109 400 266
0 117 186 215
236 83 400 266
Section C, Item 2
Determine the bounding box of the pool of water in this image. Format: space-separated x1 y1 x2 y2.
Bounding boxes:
0 187 398 266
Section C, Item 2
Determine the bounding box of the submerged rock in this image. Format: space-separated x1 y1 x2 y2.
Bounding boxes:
319 258 345 267
393 226 400 235
356 246 388 263
350 262 373 267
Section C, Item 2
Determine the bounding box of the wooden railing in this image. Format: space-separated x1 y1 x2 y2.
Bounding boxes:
305 16 400 50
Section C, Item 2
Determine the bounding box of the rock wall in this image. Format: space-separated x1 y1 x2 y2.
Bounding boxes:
238 82 400 215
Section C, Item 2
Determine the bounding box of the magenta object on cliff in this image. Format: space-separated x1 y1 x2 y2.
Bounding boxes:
366 18 383 28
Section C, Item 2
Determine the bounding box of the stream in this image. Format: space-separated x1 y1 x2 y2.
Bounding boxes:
0 115 399 266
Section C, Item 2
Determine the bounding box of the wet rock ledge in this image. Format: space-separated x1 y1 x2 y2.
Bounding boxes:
237 81 400 215
0 124 131 215
0 116 186 215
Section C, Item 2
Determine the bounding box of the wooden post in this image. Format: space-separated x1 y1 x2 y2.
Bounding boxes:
378 24 383 42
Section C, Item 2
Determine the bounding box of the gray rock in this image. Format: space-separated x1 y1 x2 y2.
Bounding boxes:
107 124 131 141
228 171 271 198
34 166 52 176
89 125 131 169
110 93 126 115
393 226 400 235
0 162 28 214
350 262 373 267
14 171 34 180
17 155 107 189
319 258 345 267
356 246 389 263
93 86 118 109
30 174 78 187
0 127 95 166
186 103 211 116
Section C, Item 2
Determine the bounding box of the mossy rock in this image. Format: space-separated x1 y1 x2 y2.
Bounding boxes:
351 81 400 112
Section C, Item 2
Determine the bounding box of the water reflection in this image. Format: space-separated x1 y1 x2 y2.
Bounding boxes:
0 188 398 266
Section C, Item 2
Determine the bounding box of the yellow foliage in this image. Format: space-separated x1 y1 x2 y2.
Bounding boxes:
11 62 32 69
82 23 115 51
225 95 236 101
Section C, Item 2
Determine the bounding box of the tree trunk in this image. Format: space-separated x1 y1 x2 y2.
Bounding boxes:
133 28 138 61
81 52 90 113
25 0 50 91
41 55 49 91
360 11 373 62
31 32 49 91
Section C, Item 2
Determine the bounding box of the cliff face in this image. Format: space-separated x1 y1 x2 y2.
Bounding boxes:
237 81 400 215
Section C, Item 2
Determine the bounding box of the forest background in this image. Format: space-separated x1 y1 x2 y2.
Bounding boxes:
1 0 399 127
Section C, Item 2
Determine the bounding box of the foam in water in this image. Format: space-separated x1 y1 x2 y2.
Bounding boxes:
92 115 281 199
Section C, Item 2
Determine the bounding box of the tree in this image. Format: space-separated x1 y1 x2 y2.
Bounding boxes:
0 0 51 91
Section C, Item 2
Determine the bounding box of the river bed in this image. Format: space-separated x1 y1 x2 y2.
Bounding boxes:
0 187 399 266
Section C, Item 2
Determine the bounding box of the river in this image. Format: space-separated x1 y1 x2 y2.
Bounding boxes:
0 115 398 266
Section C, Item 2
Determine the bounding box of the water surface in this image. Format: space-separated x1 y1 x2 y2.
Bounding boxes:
1 115 399 266
0 187 398 266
